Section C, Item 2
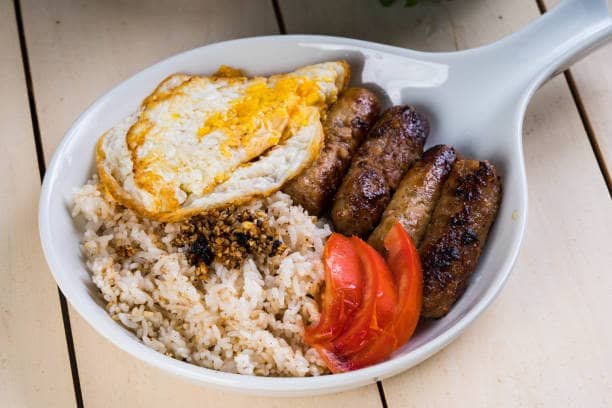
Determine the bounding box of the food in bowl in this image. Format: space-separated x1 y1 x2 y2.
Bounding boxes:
95 61 349 221
73 183 331 376
71 61 501 376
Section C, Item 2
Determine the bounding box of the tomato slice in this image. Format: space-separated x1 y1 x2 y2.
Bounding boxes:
351 236 397 329
327 237 379 356
383 221 422 346
316 330 398 373
310 223 422 373
317 223 423 373
332 222 423 371
304 233 363 344
313 344 352 373
330 237 397 355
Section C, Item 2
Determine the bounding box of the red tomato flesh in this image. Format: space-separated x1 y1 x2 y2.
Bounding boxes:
330 237 397 356
308 222 423 373
328 222 423 371
383 221 423 347
304 233 364 344
326 238 379 356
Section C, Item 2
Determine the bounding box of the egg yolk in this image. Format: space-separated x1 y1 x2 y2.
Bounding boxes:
213 65 245 78
197 74 323 151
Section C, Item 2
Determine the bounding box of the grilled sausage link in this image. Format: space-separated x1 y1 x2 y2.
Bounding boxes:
283 88 380 215
368 145 456 252
331 105 429 237
419 159 502 319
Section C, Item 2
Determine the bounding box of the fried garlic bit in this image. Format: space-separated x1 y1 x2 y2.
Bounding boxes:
173 206 286 270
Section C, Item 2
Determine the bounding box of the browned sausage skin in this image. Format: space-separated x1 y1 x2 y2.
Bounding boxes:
368 145 456 252
283 88 380 215
331 105 429 237
419 160 502 319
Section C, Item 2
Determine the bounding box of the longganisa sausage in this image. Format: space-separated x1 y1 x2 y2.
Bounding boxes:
283 88 380 215
368 144 457 252
331 105 429 237
419 159 502 319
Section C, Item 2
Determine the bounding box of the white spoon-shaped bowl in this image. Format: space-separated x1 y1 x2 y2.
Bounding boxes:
39 0 611 397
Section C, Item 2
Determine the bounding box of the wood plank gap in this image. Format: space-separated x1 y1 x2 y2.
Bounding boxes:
55 290 85 408
562 70 612 196
271 0 287 34
376 381 389 408
12 0 85 406
534 0 611 196
13 0 44 181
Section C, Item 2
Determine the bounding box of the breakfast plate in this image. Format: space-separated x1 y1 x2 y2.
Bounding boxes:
39 0 611 396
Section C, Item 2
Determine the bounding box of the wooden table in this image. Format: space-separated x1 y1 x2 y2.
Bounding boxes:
2 0 610 406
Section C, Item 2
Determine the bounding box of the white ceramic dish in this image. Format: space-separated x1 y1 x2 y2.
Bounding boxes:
39 0 611 397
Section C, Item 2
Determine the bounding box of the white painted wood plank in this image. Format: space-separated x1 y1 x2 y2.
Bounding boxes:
546 0 612 186
280 0 537 52
0 1 76 406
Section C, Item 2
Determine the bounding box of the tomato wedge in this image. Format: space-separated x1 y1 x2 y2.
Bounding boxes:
315 223 423 373
352 237 397 331
383 221 423 347
330 237 397 356
313 343 353 373
330 222 423 371
317 330 400 373
325 238 378 356
304 233 363 344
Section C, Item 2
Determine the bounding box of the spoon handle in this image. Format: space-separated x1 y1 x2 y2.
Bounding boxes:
482 0 611 87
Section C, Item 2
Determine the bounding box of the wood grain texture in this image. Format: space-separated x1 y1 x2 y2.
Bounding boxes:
279 0 612 406
21 0 383 406
23 0 280 160
544 0 612 188
279 0 536 52
0 2 75 407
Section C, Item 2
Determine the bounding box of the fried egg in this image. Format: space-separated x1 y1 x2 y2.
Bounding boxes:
97 61 350 221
